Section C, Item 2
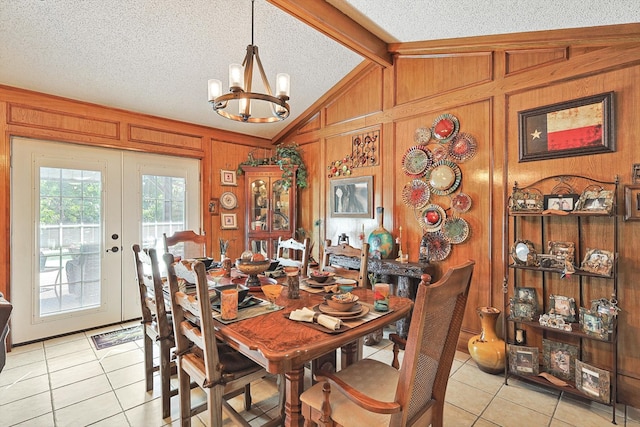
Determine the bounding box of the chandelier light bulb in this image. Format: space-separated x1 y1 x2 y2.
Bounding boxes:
229 64 244 91
208 79 222 101
276 73 290 98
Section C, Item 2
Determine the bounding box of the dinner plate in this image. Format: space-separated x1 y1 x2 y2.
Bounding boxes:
303 277 336 288
426 160 462 196
442 217 470 244
315 303 370 319
432 113 460 143
402 146 432 177
402 179 431 209
334 278 357 285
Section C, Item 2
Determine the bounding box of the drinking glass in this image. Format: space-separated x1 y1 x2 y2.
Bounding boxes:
261 284 284 310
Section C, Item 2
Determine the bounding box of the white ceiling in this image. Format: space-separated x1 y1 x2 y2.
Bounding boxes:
1 1 638 140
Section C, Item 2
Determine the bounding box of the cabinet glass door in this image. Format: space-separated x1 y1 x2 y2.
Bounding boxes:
250 178 268 231
272 179 291 232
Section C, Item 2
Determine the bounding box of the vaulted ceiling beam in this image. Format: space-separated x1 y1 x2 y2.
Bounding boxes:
267 0 393 67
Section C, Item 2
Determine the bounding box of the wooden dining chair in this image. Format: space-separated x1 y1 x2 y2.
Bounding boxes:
321 239 369 288
164 253 267 427
132 244 176 419
300 260 475 427
276 236 310 277
163 230 206 259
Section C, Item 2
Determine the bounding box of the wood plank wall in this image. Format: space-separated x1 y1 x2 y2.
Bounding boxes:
278 24 640 407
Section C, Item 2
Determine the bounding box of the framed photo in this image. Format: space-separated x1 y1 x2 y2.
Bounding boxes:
220 169 238 186
540 241 574 269
510 240 537 266
580 248 614 276
509 299 537 321
548 294 576 322
579 307 613 340
518 92 615 162
330 176 373 218
220 213 238 230
542 339 579 381
509 188 543 212
574 189 614 214
208 198 220 216
575 360 611 404
508 344 539 376
543 194 579 211
624 185 640 221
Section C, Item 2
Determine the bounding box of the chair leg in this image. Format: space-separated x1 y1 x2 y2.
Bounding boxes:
143 331 154 392
178 367 191 427
207 386 225 427
243 383 252 410
159 342 172 419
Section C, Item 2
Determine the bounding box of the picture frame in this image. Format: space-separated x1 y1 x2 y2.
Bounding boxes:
543 193 579 211
510 240 537 266
208 198 219 216
624 185 640 221
548 294 576 322
330 176 373 218
518 92 615 162
508 344 539 376
573 189 614 214
509 299 537 322
541 241 574 269
220 213 238 230
575 360 611 404
580 248 614 276
509 188 543 212
220 169 238 186
590 298 620 334
579 307 612 340
542 339 579 381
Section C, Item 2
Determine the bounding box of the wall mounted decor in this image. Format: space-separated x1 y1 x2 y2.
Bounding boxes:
220 192 238 210
624 185 640 221
330 176 373 218
221 213 238 230
220 169 238 186
518 92 614 162
208 198 219 215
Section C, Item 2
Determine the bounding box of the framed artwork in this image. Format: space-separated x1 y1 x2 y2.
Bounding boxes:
518 92 615 162
548 294 576 322
575 360 611 404
580 248 614 276
624 185 640 221
509 299 537 322
579 307 613 340
574 189 614 214
220 169 238 186
543 193 579 211
208 198 219 216
330 176 373 218
542 339 579 381
509 188 543 212
221 213 238 230
508 344 539 376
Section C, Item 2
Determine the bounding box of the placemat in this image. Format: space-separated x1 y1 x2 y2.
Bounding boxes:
286 302 394 333
213 297 283 324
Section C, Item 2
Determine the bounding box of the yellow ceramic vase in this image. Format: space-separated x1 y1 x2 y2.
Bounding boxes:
468 306 506 374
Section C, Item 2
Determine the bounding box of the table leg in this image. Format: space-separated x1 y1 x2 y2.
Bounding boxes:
395 276 412 339
340 339 361 368
283 366 305 427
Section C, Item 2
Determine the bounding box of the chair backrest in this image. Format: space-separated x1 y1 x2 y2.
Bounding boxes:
321 239 370 288
163 230 206 259
164 253 223 386
0 292 13 373
132 244 172 340
391 259 475 426
276 237 310 277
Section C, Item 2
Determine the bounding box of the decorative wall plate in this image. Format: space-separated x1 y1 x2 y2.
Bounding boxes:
426 160 462 196
448 132 477 162
423 231 452 261
220 192 238 210
431 144 449 162
450 192 472 213
414 127 432 145
432 113 460 143
402 146 432 177
442 217 470 244
402 179 431 209
420 203 446 232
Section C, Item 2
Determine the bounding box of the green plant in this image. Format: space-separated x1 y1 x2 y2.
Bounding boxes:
237 142 308 189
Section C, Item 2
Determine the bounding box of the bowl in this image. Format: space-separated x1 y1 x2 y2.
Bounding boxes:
338 285 355 293
310 271 334 283
210 284 249 303
235 258 271 276
194 257 214 269
324 293 359 312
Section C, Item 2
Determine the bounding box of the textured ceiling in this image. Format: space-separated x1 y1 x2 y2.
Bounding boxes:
1 1 639 140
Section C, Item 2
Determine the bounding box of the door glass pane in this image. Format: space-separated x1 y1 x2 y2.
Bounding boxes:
39 167 102 315
272 179 290 232
141 174 186 258
250 178 268 231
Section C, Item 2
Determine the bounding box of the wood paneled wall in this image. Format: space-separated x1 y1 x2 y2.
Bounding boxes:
280 24 640 407
0 85 270 304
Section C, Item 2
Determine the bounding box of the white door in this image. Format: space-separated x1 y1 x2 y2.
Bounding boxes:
11 137 200 343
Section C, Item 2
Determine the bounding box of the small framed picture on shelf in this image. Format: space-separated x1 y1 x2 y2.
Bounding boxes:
543 193 579 211
579 307 612 340
574 189 614 214
575 360 611 404
548 294 576 322
590 297 620 333
509 188 543 212
580 248 614 276
220 213 238 230
547 241 575 266
515 287 537 304
509 299 537 321
542 339 579 381
508 344 539 376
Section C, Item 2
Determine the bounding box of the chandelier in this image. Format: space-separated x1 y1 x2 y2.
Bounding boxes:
208 0 290 123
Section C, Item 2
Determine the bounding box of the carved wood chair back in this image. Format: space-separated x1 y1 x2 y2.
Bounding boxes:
276 236 310 277
321 239 370 288
163 230 206 259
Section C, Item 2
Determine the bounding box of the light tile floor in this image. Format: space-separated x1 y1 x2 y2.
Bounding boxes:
1 321 638 426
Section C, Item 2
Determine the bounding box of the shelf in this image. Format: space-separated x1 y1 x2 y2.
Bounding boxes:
508 263 614 279
506 317 614 343
507 371 611 405
509 211 615 218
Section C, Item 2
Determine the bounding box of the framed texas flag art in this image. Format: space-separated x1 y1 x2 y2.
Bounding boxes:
518 92 615 162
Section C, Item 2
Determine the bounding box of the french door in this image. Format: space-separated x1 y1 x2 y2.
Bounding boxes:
11 137 200 343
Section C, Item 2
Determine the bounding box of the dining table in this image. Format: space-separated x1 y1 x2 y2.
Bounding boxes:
209 274 414 427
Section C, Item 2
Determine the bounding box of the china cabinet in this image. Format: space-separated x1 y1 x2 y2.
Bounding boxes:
243 166 296 259
504 175 619 423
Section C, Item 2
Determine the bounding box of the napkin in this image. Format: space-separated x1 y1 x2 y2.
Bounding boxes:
289 307 342 330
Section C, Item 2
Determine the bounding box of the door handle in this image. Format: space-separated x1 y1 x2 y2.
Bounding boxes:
106 246 120 253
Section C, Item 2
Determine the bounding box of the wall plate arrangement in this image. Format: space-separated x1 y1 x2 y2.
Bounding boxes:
220 192 238 210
